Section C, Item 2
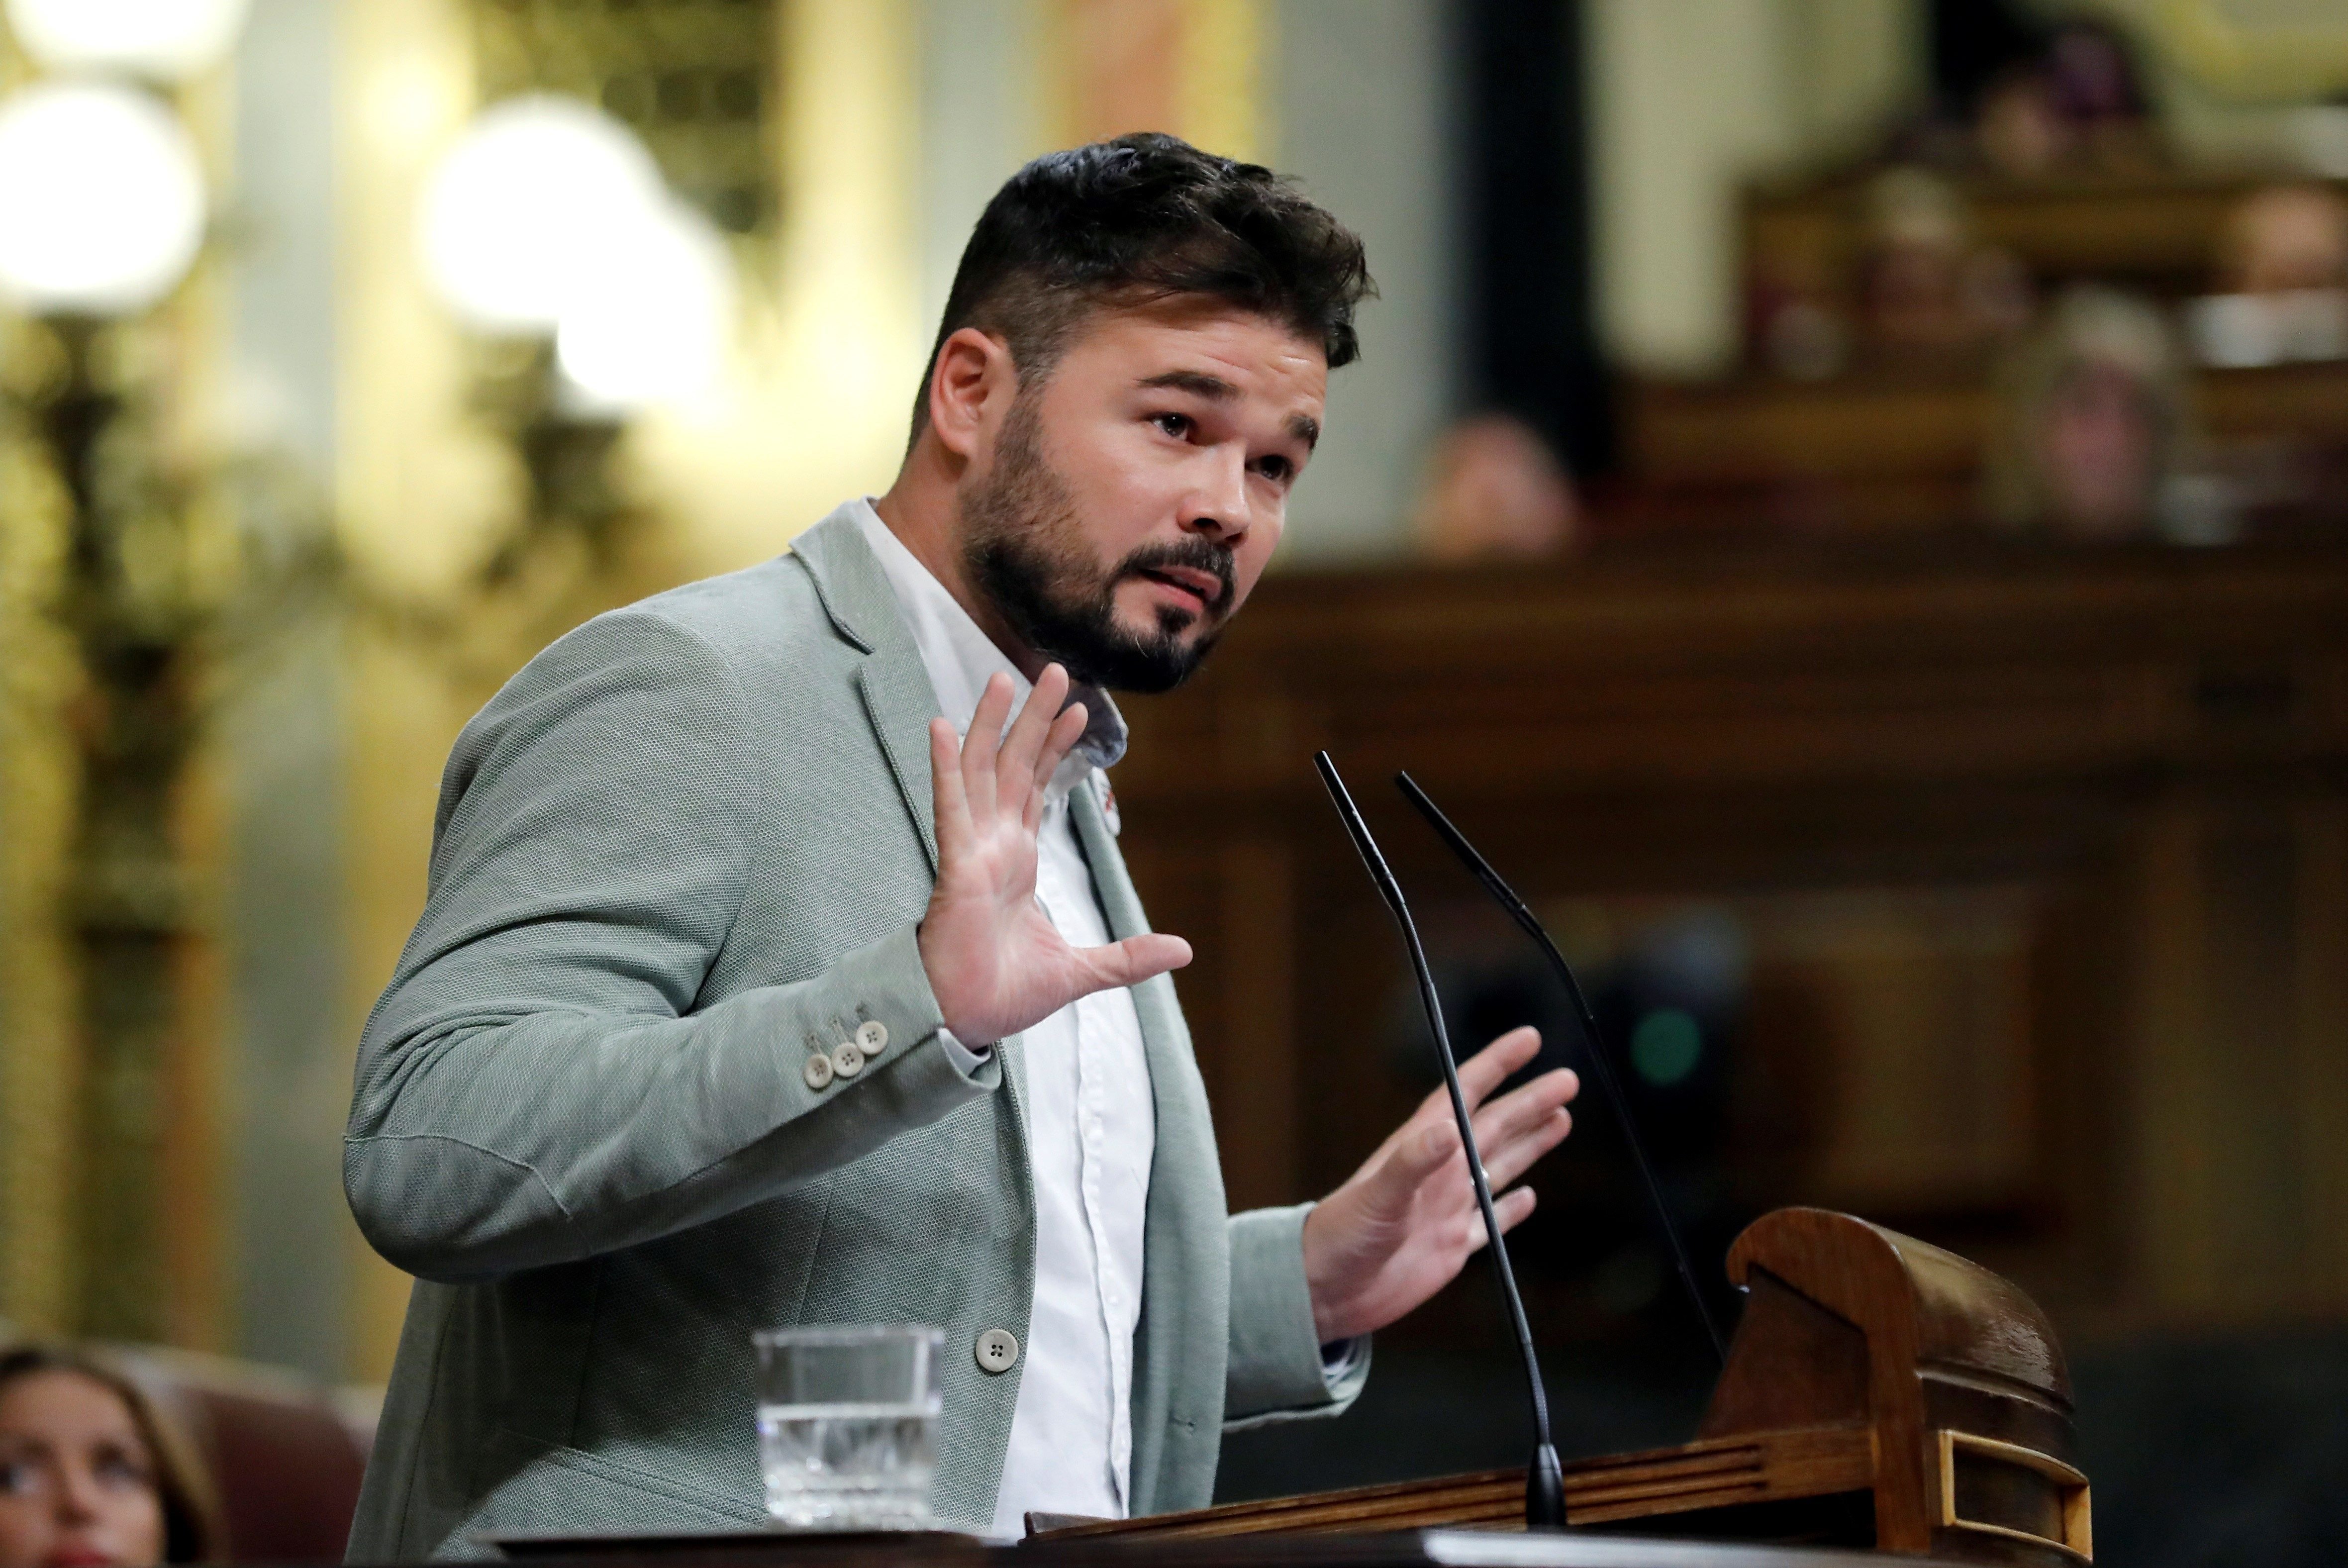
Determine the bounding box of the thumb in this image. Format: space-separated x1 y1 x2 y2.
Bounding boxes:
1075 932 1192 993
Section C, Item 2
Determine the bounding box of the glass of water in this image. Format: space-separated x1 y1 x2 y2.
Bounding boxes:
753 1324 943 1530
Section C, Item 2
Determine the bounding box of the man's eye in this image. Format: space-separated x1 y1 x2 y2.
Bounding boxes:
1256 456 1294 484
1152 412 1191 439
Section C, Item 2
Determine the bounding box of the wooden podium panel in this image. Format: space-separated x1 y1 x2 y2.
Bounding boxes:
489 1527 1982 1568
1030 1428 1873 1545
493 1208 2061 1568
1033 1212 2087 1568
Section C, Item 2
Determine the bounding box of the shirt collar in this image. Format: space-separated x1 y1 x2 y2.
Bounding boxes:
849 499 1127 798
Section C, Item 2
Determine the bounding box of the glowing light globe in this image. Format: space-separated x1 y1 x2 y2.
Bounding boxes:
4 0 251 81
418 95 669 335
0 82 207 317
555 198 736 413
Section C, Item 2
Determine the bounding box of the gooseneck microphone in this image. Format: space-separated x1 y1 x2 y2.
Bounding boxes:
1395 771 1729 1366
1313 753 1567 1530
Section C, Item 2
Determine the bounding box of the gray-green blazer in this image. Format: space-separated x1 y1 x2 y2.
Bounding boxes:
341 505 1365 1560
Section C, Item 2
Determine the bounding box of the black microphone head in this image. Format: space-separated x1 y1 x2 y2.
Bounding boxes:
1315 752 1406 915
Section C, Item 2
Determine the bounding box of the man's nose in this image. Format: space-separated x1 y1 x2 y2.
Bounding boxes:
1181 448 1251 541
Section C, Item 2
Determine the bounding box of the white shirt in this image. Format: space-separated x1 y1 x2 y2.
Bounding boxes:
849 502 1156 1538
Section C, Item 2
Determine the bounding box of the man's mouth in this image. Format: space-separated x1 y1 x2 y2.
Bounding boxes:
1131 564 1224 613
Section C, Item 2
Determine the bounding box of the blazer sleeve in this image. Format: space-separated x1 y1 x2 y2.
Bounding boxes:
343 609 995 1284
1222 1205 1371 1429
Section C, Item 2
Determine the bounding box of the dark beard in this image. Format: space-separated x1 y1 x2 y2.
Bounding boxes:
959 392 1235 694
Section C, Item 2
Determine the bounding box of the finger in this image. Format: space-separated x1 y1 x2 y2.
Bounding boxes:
1478 1106 1574 1191
1464 1185 1539 1254
1469 1067 1579 1152
963 672 1013 818
1468 1070 1577 1185
928 718 973 858
1026 703 1089 831
999 664 1069 790
1457 1026 1543 1109
1073 932 1192 993
1035 697 1086 789
1413 1025 1542 1124
1344 1115 1459 1226
1394 1116 1460 1188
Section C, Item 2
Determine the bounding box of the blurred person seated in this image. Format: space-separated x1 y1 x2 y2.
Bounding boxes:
2042 20 2161 172
1974 19 2159 179
1854 168 2032 367
1888 15 2160 179
1987 287 2231 544
2224 183 2348 293
1411 411 1578 562
1973 64 2071 180
0 1347 217 1568
2188 184 2348 367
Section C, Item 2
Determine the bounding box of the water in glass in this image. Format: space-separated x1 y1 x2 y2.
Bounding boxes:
753 1325 942 1530
756 1401 937 1529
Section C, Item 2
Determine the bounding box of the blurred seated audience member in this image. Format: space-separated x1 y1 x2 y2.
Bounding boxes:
1988 288 2230 543
2044 20 2160 171
2223 183 2348 294
1975 20 2158 179
1974 64 2071 180
2187 184 2348 367
0 1346 217 1568
1857 169 2033 364
1411 412 1578 562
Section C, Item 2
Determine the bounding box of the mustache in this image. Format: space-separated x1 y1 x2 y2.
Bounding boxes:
1114 538 1237 616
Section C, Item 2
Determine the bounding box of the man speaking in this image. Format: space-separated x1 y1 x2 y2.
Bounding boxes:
343 134 1579 1557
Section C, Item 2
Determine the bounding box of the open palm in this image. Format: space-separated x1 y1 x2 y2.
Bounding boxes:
916 665 1191 1046
1302 1026 1578 1342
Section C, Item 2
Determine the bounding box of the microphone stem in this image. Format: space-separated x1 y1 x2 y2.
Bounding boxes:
1396 774 1730 1367
1400 885 1564 1500
1315 755 1566 1527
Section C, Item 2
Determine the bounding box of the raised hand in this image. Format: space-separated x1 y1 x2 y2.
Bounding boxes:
1299 1026 1578 1343
916 665 1192 1046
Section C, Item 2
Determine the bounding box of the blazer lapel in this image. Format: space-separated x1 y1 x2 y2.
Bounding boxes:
1070 780 1229 1509
792 507 943 875
794 506 1031 1112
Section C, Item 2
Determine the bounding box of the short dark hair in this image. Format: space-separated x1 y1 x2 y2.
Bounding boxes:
912 133 1372 442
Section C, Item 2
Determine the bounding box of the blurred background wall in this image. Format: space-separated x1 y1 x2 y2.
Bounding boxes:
2 1 2347 1562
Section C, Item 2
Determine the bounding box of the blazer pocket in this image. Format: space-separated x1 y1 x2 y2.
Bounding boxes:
452 1425 764 1555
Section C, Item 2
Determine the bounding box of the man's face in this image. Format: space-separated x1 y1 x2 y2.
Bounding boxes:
956 300 1326 692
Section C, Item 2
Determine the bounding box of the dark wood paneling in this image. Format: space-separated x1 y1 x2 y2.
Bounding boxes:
1114 540 2348 1335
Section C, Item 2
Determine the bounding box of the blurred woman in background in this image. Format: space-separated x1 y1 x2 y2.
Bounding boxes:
0 1347 215 1568
1986 286 2228 543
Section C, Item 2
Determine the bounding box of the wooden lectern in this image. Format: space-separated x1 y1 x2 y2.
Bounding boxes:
1034 1209 2090 1566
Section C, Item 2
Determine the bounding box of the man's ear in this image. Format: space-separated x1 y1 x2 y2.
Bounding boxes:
927 327 1015 462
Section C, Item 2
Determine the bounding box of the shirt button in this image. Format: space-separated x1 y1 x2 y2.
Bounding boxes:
856 1020 888 1054
974 1329 1019 1374
831 1041 866 1078
802 1052 834 1090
